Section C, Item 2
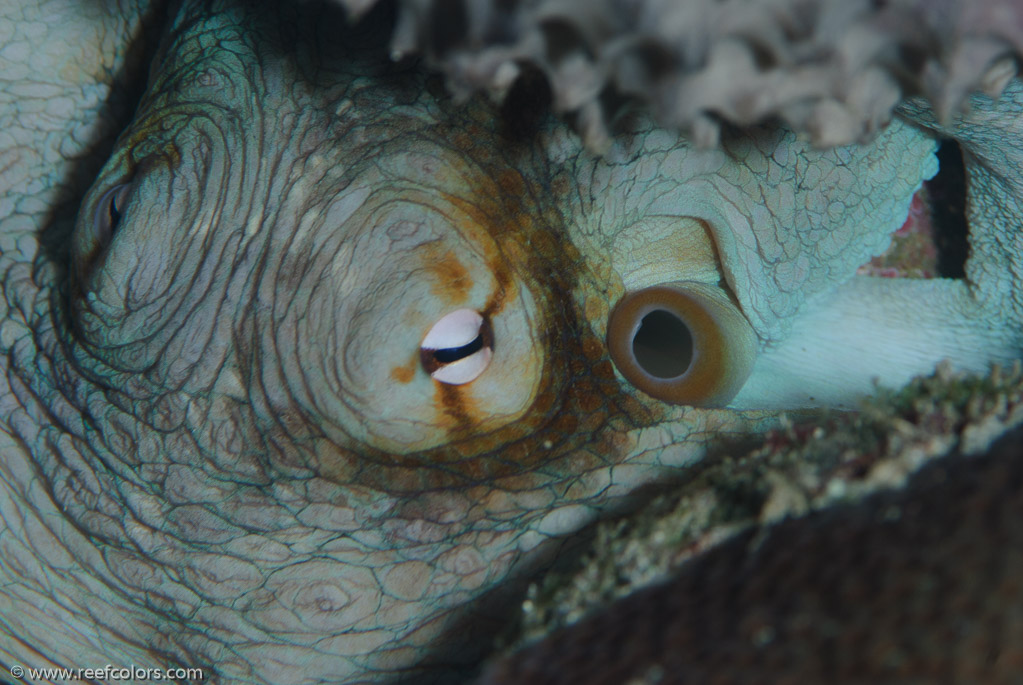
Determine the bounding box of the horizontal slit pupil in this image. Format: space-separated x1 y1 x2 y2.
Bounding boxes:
107 189 125 233
432 334 484 364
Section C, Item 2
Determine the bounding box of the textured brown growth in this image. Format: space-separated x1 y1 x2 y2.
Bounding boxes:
478 425 1023 684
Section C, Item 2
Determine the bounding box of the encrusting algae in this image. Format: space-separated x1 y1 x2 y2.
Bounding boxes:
485 361 1023 682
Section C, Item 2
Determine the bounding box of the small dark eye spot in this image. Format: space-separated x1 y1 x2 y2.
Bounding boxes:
94 182 134 246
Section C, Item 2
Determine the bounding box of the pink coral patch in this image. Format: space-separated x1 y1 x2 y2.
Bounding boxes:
856 188 939 278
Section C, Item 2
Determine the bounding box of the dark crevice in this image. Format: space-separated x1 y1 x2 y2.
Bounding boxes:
927 139 969 279
499 64 553 141
428 0 468 55
541 19 592 63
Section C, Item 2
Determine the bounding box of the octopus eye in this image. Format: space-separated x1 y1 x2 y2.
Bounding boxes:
606 282 758 407
420 308 494 385
94 182 134 246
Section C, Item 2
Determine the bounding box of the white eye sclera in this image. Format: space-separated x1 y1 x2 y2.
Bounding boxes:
420 308 494 385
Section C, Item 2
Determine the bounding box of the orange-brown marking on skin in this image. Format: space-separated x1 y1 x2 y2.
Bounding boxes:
592 360 617 381
582 337 604 361
435 383 478 434
122 106 199 169
552 411 579 435
314 121 672 492
434 164 628 451
482 258 516 321
420 245 474 303
527 228 559 260
390 357 417 384
583 295 609 329
497 169 526 197
550 176 570 197
453 132 476 152
440 195 523 321
579 391 602 413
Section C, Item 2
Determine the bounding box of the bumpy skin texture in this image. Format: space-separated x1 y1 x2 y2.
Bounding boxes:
0 0 170 675
1 1 1022 684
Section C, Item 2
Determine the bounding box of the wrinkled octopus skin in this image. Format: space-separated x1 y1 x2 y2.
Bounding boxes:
1 1 1022 684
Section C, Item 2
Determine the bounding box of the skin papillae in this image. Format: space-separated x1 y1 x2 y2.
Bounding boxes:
0 2 1022 685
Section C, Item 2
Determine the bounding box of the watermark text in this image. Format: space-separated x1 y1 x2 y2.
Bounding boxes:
8 663 204 681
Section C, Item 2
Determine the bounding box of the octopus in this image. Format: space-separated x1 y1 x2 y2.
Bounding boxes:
1 0 1021 683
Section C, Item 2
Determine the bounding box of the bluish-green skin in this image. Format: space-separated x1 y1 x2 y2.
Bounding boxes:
1 1 1022 683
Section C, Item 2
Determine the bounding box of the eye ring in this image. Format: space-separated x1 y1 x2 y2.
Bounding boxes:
606 281 757 407
420 308 494 385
